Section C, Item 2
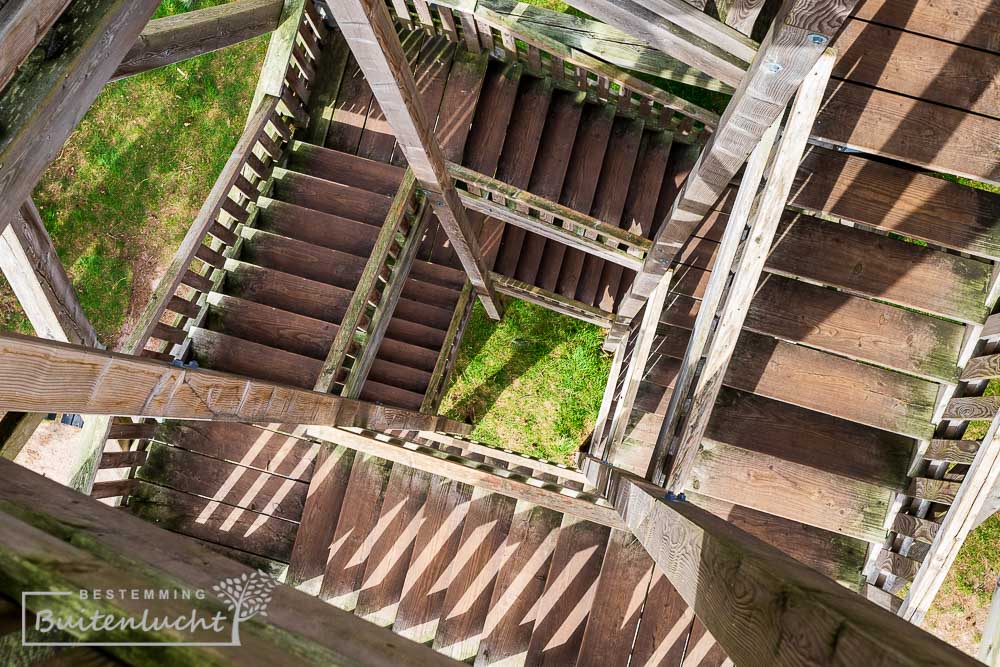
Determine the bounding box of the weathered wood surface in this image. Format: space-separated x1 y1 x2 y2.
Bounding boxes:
614 476 979 666
0 0 161 230
113 0 283 80
491 273 616 328
250 0 306 116
0 0 72 90
621 0 858 318
0 457 462 666
329 0 502 319
0 332 470 433
307 426 625 529
853 0 999 54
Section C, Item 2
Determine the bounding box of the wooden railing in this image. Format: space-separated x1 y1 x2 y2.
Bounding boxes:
315 171 429 396
448 162 651 271
382 0 718 138
421 282 475 413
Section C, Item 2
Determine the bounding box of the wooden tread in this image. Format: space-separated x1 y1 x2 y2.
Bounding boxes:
271 168 393 226
288 141 405 196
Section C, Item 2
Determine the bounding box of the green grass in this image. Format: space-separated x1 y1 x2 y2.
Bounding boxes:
0 0 267 343
440 300 612 463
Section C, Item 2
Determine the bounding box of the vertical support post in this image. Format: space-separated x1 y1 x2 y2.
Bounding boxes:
326 0 503 319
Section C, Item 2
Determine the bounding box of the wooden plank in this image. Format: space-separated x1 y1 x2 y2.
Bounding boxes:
491 273 615 328
720 0 767 34
98 449 147 469
0 0 161 230
329 0 503 319
306 426 626 529
0 458 461 667
892 513 940 544
924 439 980 465
576 529 654 667
303 30 351 147
560 0 750 87
630 568 693 666
980 577 1000 665
0 0 73 91
393 476 474 644
249 0 305 117
963 354 1000 382
813 79 1000 186
112 0 284 80
433 489 517 661
907 478 961 506
475 502 562 666
832 20 1000 120
614 476 979 666
0 331 471 433
524 515 611 665
621 0 858 318
852 0 1000 54
790 146 1000 260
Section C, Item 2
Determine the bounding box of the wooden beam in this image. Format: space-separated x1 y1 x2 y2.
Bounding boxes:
250 0 306 118
0 457 463 666
901 413 1000 624
0 200 97 347
562 0 752 88
327 0 503 320
619 0 859 319
981 577 1000 666
0 332 472 434
0 0 162 232
0 411 45 461
112 0 284 81
651 51 835 489
613 475 980 666
0 0 73 91
491 273 616 328
307 425 626 530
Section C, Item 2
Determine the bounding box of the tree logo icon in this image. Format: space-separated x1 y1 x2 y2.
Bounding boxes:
212 570 278 645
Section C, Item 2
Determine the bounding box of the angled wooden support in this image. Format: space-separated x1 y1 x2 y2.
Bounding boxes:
648 50 835 489
0 458 460 666
618 0 859 320
0 332 472 434
306 425 625 529
326 0 503 320
901 413 1000 624
0 0 73 91
613 475 979 666
981 577 1000 666
563 0 753 88
315 170 428 395
112 0 285 81
0 0 162 230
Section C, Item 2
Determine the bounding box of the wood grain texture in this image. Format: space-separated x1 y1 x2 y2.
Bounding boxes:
852 0 1000 54
629 568 693 666
614 477 978 666
0 0 73 90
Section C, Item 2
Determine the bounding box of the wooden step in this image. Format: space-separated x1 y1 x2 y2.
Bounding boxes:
270 168 393 226
647 324 938 439
360 379 426 412
357 31 426 163
189 327 320 388
601 129 673 311
790 145 1000 260
204 292 337 360
288 141 405 197
326 52 374 154
693 209 992 323
223 259 354 323
515 89 586 286
367 357 432 396
239 227 368 291
548 103 617 294
409 258 467 291
257 197 378 257
400 273 463 311
493 75 555 276
575 115 645 306
661 274 965 382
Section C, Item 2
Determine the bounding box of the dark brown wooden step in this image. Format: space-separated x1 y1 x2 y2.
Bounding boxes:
391 36 455 167
660 274 965 383
547 103 616 294
189 327 320 389
361 379 425 412
373 335 440 373
326 52 374 154
257 197 378 257
493 75 555 276
270 168 393 226
410 258 467 291
514 89 586 286
205 292 337 360
575 115 645 306
288 141 405 197
368 357 432 396
239 227 368 291
358 31 427 164
647 324 938 439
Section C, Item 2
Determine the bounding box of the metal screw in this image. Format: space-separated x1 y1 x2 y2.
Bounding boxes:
808 33 828 45
764 62 783 74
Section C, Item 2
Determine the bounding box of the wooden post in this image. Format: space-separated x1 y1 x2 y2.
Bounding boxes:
650 51 835 489
0 0 73 91
618 0 859 320
0 332 472 434
326 0 504 319
613 475 980 666
0 0 162 233
112 0 285 81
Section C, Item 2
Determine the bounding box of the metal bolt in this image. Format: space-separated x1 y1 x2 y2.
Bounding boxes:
764 62 783 74
808 33 829 45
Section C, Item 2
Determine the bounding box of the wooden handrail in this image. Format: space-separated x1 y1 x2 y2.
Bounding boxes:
448 162 651 270
382 0 720 133
0 332 472 434
421 282 475 413
490 273 618 328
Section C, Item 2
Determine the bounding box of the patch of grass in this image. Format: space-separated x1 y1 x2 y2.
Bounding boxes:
0 0 266 344
440 300 611 463
952 514 1000 603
